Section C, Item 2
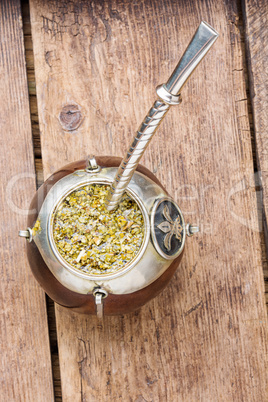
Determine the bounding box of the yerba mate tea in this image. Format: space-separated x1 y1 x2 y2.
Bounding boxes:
52 184 144 275
19 22 218 317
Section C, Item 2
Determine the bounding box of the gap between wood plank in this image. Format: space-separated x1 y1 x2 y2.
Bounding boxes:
0 0 54 400
21 1 62 400
241 0 268 304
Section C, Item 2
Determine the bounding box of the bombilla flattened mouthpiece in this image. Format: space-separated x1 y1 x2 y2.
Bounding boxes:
106 22 218 211
164 21 219 96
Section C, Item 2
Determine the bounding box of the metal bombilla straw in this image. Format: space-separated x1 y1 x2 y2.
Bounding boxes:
106 21 218 211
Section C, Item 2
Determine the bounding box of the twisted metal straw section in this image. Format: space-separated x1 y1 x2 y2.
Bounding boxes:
105 21 218 211
105 100 170 210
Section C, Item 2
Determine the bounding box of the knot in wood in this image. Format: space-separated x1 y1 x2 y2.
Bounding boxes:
59 105 83 131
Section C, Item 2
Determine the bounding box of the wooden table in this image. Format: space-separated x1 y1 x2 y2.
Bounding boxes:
1 0 267 400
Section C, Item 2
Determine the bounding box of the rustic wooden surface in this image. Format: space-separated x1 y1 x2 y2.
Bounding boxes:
22 0 268 310
0 1 54 401
27 0 268 400
242 0 268 303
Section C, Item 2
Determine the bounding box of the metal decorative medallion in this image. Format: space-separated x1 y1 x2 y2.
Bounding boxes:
151 197 185 260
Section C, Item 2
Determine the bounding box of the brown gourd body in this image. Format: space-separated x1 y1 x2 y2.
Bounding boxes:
27 156 184 315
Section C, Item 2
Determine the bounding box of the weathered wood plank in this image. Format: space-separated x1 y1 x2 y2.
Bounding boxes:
242 0 268 305
0 1 54 400
29 0 267 400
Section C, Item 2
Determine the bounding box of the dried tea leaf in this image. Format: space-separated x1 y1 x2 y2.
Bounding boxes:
52 184 144 275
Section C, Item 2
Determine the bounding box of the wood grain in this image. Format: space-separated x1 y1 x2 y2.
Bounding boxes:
242 0 268 305
0 1 54 400
29 0 268 400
